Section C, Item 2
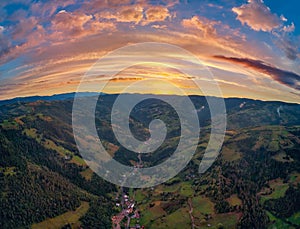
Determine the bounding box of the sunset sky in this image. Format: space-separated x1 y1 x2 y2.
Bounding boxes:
0 0 299 103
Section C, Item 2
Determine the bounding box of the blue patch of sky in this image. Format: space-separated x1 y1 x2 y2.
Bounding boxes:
264 0 300 35
0 56 30 80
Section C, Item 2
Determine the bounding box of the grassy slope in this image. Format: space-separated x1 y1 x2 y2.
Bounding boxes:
32 202 89 229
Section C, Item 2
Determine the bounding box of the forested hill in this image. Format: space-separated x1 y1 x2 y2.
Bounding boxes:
0 92 102 106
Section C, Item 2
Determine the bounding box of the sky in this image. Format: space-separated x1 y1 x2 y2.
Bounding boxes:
0 0 300 103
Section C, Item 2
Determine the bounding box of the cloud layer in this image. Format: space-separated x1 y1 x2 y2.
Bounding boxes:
0 0 299 103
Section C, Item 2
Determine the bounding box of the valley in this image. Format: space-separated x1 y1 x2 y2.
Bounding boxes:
0 94 299 228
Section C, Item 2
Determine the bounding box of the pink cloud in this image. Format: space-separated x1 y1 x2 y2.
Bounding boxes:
232 0 281 32
151 24 167 29
12 17 38 40
283 23 295 33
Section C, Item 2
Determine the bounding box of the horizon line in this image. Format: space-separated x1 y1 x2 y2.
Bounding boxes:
0 91 299 105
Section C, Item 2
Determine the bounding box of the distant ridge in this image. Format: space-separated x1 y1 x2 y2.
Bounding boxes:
0 92 298 107
0 92 103 106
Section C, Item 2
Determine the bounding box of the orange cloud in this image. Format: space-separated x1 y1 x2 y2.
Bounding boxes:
98 5 172 25
181 16 217 38
51 11 116 40
51 11 92 37
143 6 171 24
180 16 254 59
98 5 144 24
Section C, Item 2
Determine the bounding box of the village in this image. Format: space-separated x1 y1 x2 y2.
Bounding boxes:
112 190 145 229
112 151 145 229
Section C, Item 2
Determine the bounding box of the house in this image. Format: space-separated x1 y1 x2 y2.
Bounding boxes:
64 155 71 160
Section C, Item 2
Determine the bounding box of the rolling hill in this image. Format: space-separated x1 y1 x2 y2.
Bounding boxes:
0 94 299 228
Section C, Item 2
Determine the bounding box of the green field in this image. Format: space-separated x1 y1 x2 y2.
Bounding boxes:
0 120 19 129
192 196 214 215
221 146 241 161
179 182 194 197
140 203 166 226
205 213 239 229
289 172 300 185
23 128 86 167
70 155 86 166
0 166 17 176
32 201 89 229
266 211 292 229
157 183 181 193
227 194 242 206
23 128 40 139
272 152 293 162
80 168 94 181
153 207 191 229
287 212 300 226
260 179 289 203
135 189 147 204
